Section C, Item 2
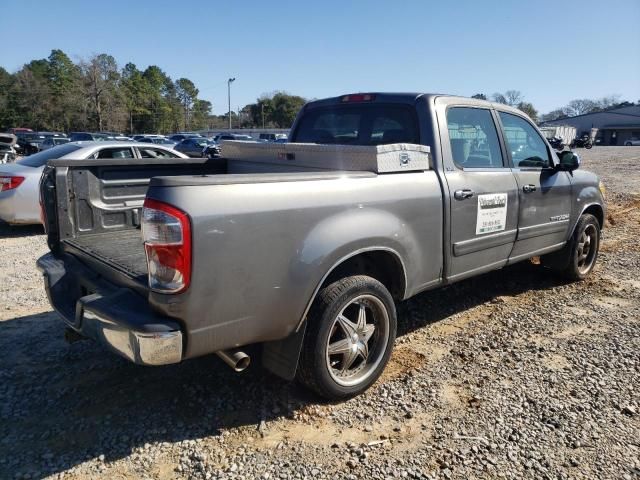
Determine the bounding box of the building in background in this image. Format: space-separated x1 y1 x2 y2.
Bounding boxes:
541 105 640 146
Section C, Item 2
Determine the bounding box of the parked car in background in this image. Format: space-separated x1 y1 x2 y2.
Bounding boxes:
168 133 202 143
0 133 19 160
137 136 177 147
0 143 17 164
16 132 40 155
7 128 33 135
203 141 221 158
40 136 71 151
69 132 109 142
214 133 254 143
258 133 288 142
624 138 640 146
17 132 65 155
0 141 187 225
134 134 164 141
174 137 209 157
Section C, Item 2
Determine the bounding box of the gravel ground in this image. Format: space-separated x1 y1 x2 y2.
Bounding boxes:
0 147 638 480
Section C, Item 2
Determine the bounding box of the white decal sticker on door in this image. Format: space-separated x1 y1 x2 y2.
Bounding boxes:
476 193 508 235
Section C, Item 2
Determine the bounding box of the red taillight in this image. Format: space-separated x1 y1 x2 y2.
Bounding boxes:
341 93 375 103
142 198 192 293
0 175 25 192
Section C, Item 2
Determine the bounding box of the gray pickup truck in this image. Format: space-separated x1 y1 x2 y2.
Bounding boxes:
38 93 606 399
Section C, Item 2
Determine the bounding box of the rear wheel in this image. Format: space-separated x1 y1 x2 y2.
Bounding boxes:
541 213 600 280
297 275 396 400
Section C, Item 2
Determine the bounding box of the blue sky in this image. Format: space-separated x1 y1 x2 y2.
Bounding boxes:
1 0 639 114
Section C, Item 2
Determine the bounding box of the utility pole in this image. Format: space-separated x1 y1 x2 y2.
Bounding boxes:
227 77 235 129
261 103 265 129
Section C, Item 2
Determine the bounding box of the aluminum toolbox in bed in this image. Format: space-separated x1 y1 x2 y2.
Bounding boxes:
221 141 430 173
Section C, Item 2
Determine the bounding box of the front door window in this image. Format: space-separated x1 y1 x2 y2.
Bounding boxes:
498 112 550 169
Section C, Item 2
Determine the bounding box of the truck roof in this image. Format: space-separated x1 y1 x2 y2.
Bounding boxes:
304 92 523 115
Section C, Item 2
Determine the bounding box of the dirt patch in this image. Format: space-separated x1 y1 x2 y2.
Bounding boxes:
554 323 610 339
591 296 633 310
543 354 572 371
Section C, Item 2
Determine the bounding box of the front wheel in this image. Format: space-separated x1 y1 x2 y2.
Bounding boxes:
297 275 397 400
585 142 593 149
542 213 600 280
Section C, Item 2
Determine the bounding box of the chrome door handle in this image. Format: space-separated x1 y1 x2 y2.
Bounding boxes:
523 184 537 193
454 189 474 200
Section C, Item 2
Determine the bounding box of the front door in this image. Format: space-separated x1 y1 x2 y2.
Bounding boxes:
441 106 520 282
496 111 573 261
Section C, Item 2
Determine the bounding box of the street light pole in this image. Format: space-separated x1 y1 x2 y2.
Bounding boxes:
227 77 236 129
261 103 265 129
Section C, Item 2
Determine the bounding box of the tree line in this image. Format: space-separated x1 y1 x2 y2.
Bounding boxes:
0 49 308 133
2 51 635 133
471 91 636 124
538 95 637 123
472 91 541 122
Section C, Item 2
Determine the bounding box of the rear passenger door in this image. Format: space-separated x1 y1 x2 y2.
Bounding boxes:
496 111 572 261
440 105 520 282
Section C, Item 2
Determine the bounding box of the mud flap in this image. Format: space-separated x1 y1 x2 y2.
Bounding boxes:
261 321 307 381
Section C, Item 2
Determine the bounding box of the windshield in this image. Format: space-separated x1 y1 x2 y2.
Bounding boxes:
18 144 83 167
292 104 419 146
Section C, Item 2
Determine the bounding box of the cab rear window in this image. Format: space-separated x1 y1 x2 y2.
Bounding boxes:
292 104 419 146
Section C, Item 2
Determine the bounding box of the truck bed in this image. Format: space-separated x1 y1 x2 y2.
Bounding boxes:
63 230 147 278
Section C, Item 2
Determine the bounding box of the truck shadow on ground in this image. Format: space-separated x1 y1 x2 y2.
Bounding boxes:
0 221 44 238
0 261 570 478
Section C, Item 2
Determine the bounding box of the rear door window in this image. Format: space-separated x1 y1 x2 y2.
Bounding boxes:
446 107 504 168
95 148 134 159
292 104 419 145
137 147 179 158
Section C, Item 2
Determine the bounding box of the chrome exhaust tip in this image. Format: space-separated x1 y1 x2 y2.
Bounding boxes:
216 348 250 372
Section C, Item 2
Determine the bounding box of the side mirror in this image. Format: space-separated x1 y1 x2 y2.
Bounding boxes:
558 150 580 171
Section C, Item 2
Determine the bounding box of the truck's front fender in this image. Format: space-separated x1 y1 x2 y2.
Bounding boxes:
568 172 606 239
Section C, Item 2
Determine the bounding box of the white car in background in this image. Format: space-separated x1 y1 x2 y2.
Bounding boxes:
623 138 640 146
0 141 187 225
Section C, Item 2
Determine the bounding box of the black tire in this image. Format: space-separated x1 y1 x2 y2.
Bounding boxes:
585 142 593 149
297 275 397 400
541 213 600 280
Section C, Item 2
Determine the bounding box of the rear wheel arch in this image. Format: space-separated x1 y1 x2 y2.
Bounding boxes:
320 248 407 302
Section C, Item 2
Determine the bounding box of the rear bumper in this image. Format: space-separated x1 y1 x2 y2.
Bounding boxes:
37 252 183 366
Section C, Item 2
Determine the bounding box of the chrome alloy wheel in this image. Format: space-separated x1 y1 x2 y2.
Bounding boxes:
325 294 390 387
577 223 598 275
